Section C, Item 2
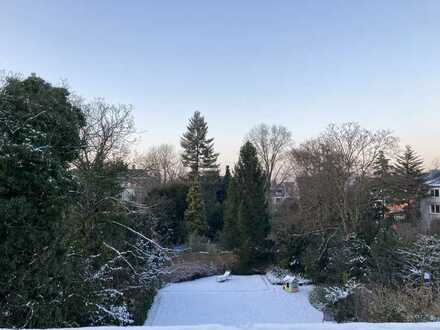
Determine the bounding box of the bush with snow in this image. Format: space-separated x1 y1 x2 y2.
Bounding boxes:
309 280 362 322
324 280 361 305
265 266 311 285
398 235 440 287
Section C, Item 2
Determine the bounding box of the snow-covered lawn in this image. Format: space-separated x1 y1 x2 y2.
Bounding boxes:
7 324 440 330
7 276 439 330
145 275 322 326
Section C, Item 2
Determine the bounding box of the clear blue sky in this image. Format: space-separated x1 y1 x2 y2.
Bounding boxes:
1 0 439 168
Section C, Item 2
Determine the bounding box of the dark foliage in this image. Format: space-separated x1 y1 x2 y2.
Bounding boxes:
148 182 189 245
180 111 219 176
222 142 271 272
0 75 85 327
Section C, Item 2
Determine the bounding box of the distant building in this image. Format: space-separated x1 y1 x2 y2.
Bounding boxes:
119 166 160 204
420 173 440 232
384 172 440 231
385 202 407 221
270 182 295 206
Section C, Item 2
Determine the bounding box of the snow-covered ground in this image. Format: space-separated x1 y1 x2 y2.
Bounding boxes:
3 276 440 330
11 322 440 330
4 276 439 330
145 275 322 326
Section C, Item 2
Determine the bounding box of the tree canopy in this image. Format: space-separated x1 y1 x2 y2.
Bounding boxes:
223 141 270 272
180 111 219 176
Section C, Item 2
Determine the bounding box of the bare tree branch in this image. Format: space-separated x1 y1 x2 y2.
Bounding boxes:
246 124 293 188
75 98 134 170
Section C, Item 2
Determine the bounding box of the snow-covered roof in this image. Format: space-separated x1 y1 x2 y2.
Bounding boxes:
426 176 440 187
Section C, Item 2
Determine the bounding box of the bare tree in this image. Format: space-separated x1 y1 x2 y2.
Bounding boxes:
320 123 398 233
75 98 134 170
288 122 398 236
431 158 440 170
322 122 398 177
135 144 184 184
246 124 293 188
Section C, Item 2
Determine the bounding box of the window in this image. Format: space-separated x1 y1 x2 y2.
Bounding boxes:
431 204 440 214
431 189 440 197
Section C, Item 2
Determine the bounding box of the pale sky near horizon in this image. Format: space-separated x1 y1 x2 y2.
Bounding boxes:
1 1 439 170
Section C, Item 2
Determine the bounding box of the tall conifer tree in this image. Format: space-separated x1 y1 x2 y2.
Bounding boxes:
393 145 425 222
180 111 219 176
223 142 270 271
217 165 231 203
372 150 393 220
184 177 208 236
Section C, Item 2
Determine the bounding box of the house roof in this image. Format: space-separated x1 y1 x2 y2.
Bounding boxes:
424 170 440 187
426 176 440 187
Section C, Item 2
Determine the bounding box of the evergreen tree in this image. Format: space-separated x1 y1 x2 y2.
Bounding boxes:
222 177 241 249
148 182 189 245
217 165 231 203
374 151 393 182
202 165 232 239
372 150 394 221
184 177 208 236
0 74 85 327
393 145 425 222
223 142 270 272
180 111 219 176
394 145 424 179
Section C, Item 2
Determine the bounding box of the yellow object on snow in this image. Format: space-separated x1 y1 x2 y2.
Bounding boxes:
283 275 299 293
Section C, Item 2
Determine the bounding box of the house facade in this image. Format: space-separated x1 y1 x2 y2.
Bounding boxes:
270 182 295 206
120 167 160 204
421 175 440 232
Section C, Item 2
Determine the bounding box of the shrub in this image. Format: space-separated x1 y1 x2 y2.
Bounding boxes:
398 235 440 288
309 286 328 311
188 234 210 252
266 266 293 285
324 235 371 284
309 280 361 322
355 284 440 322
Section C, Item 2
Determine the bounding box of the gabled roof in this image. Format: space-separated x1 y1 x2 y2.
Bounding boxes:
424 170 440 187
426 176 440 187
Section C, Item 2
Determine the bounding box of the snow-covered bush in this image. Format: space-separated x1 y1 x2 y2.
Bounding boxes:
324 279 361 305
309 280 362 322
398 235 440 287
95 304 133 325
83 218 169 326
265 266 311 285
324 234 371 284
266 266 292 285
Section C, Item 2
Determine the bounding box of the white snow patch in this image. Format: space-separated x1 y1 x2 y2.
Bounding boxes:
5 322 440 330
145 275 322 326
